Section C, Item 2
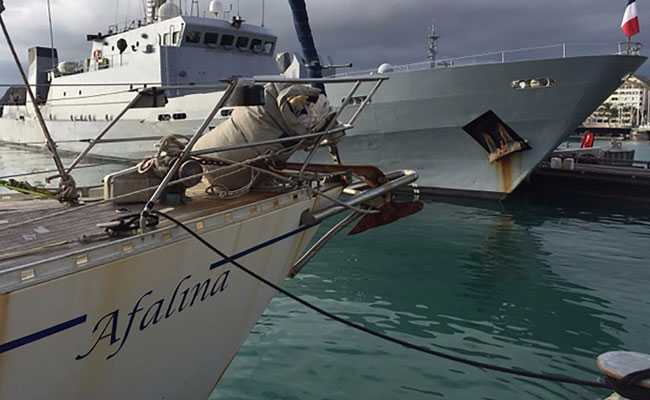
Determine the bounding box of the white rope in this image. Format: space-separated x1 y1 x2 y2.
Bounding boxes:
206 169 260 200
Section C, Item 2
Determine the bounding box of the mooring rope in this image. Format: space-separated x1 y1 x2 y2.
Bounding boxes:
0 145 303 232
151 209 650 396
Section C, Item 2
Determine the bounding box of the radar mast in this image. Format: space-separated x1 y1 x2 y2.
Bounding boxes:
426 22 439 63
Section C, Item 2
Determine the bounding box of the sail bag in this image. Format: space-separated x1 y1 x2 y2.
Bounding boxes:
192 83 332 194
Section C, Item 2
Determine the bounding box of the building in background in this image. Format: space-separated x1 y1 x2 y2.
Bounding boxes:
584 74 650 128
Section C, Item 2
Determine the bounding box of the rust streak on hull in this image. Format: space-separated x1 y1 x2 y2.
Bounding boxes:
496 156 514 194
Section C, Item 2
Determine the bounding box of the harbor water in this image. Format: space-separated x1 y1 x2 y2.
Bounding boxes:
1 143 649 399
212 197 649 400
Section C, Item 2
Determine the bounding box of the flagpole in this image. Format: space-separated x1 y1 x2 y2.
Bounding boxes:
628 35 632 55
621 0 640 54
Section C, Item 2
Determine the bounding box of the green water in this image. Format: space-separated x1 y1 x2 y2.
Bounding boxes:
1 144 649 399
211 201 650 399
0 145 126 192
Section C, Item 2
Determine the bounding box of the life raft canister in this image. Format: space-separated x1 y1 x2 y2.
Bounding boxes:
581 131 595 148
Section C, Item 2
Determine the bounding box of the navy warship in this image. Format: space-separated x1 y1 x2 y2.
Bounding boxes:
326 42 645 198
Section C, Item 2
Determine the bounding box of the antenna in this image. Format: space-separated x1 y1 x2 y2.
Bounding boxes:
237 0 240 16
261 0 265 27
115 0 120 29
190 0 200 16
426 22 440 62
145 0 155 23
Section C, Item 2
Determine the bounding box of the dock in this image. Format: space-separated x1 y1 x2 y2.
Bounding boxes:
517 160 650 203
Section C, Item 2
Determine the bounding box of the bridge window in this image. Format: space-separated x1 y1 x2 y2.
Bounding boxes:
204 32 219 47
173 113 187 120
185 31 201 44
250 38 263 53
221 34 234 47
236 36 250 50
158 114 171 121
172 31 181 45
263 41 275 54
163 33 171 46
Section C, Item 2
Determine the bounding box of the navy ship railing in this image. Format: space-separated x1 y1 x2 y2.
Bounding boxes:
338 42 643 76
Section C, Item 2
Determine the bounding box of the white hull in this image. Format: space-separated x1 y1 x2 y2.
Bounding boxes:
0 190 319 399
0 56 645 197
0 90 227 160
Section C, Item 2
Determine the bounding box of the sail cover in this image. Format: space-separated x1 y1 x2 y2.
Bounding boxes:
192 83 333 194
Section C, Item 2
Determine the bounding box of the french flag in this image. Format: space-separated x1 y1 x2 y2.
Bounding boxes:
622 0 640 38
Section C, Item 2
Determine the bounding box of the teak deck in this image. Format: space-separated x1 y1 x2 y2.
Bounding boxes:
0 189 278 272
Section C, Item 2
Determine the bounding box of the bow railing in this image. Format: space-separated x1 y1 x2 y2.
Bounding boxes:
339 42 643 77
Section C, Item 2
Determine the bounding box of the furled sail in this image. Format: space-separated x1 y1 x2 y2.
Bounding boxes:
192 83 334 196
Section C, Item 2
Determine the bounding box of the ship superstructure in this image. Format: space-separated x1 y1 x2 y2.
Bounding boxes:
0 0 278 158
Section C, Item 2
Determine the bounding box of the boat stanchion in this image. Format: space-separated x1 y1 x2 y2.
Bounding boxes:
308 170 419 222
297 80 361 179
139 81 238 229
289 212 361 278
0 0 78 204
57 88 167 178
290 170 422 277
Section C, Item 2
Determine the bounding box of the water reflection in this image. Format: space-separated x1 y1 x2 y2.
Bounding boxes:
0 144 128 192
215 195 649 400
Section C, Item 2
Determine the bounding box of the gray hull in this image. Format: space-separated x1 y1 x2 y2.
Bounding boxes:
0 55 644 198
326 55 646 198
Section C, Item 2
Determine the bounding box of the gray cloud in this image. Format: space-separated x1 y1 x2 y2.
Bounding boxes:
0 0 647 81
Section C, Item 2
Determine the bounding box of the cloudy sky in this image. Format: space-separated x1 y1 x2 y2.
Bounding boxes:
0 0 648 81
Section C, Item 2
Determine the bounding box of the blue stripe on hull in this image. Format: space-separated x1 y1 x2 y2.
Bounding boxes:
0 220 318 355
211 223 315 269
0 315 87 355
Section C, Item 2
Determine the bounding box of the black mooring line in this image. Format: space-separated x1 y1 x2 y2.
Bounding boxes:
152 210 619 392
